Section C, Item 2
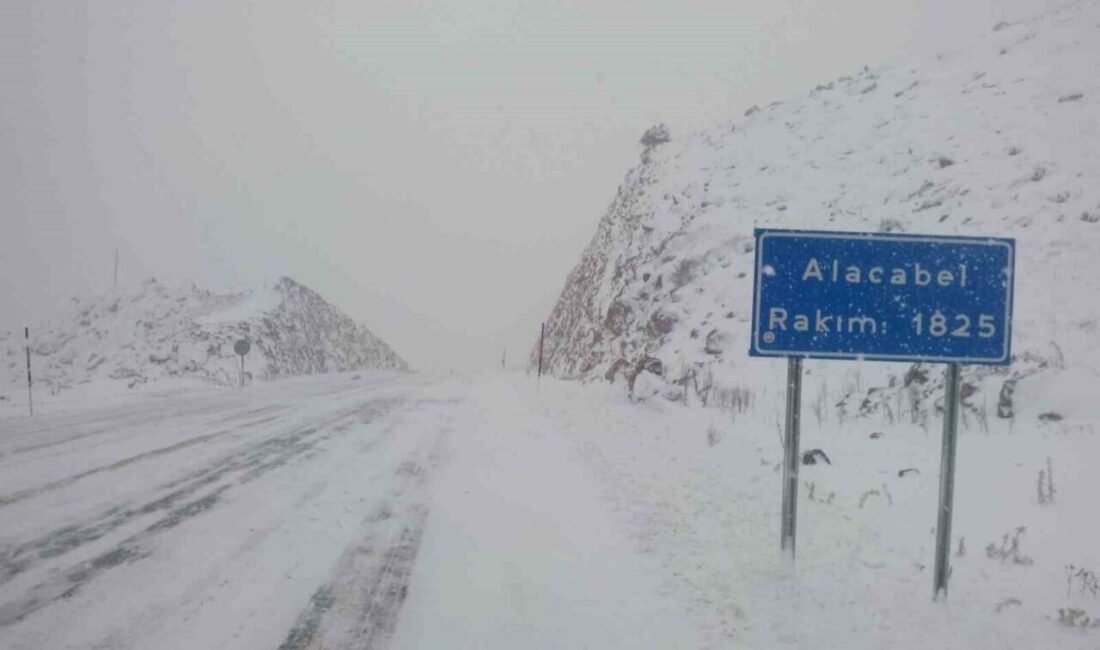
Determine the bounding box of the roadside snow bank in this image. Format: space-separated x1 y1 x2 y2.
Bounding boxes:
524 373 1100 649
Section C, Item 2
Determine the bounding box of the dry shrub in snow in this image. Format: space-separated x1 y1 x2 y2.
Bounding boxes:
639 123 671 148
706 422 722 447
1066 565 1100 598
1057 608 1099 629
986 527 1034 565
712 385 753 414
1038 457 1056 504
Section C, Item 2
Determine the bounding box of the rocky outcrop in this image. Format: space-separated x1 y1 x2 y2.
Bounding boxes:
3 277 407 391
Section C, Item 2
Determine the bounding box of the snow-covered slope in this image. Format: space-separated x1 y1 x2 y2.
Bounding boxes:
0 277 407 393
536 1 1099 418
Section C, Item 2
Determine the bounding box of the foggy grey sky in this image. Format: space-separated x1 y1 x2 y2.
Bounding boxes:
1 0 1037 372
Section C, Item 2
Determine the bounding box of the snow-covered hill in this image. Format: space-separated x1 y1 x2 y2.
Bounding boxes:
0 277 407 394
535 0 1099 420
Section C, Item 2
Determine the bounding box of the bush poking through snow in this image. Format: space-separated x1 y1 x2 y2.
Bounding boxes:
997 378 1017 418
691 365 714 406
1038 457 1056 504
639 123 671 148
986 527 1034 565
671 258 700 289
878 217 905 233
1066 565 1100 598
805 481 836 504
706 421 723 447
976 399 991 433
858 488 885 509
712 385 753 414
1057 608 1099 629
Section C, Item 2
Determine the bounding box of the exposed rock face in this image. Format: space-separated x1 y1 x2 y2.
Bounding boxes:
2 277 407 390
529 160 662 379
254 277 408 379
531 3 1100 422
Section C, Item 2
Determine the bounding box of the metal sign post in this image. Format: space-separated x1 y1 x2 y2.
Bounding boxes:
24 327 33 417
934 363 961 600
234 339 251 388
750 229 1015 597
781 356 803 558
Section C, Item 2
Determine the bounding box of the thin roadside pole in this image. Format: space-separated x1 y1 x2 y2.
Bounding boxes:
537 323 545 379
781 356 803 558
934 363 962 600
25 326 33 417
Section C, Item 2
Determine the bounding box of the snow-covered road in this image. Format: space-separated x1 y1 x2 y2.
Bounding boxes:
0 373 449 648
0 373 693 649
4 370 1097 650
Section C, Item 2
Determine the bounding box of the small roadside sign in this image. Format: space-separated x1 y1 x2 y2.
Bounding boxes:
234 339 251 388
750 229 1015 364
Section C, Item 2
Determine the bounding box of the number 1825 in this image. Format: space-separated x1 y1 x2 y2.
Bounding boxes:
912 311 996 338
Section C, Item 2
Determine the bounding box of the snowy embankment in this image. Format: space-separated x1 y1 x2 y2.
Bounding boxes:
523 374 1100 649
0 276 406 402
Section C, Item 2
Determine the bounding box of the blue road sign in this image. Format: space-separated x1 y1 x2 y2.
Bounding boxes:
750 229 1015 364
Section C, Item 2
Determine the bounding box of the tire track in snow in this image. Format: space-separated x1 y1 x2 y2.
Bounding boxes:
0 414 282 508
279 427 449 650
0 397 261 459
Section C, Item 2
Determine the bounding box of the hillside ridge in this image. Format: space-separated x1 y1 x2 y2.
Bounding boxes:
534 0 1099 418
1 276 408 393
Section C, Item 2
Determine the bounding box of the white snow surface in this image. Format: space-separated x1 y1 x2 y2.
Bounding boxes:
1 371 1098 648
0 276 407 398
2 2 1100 648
